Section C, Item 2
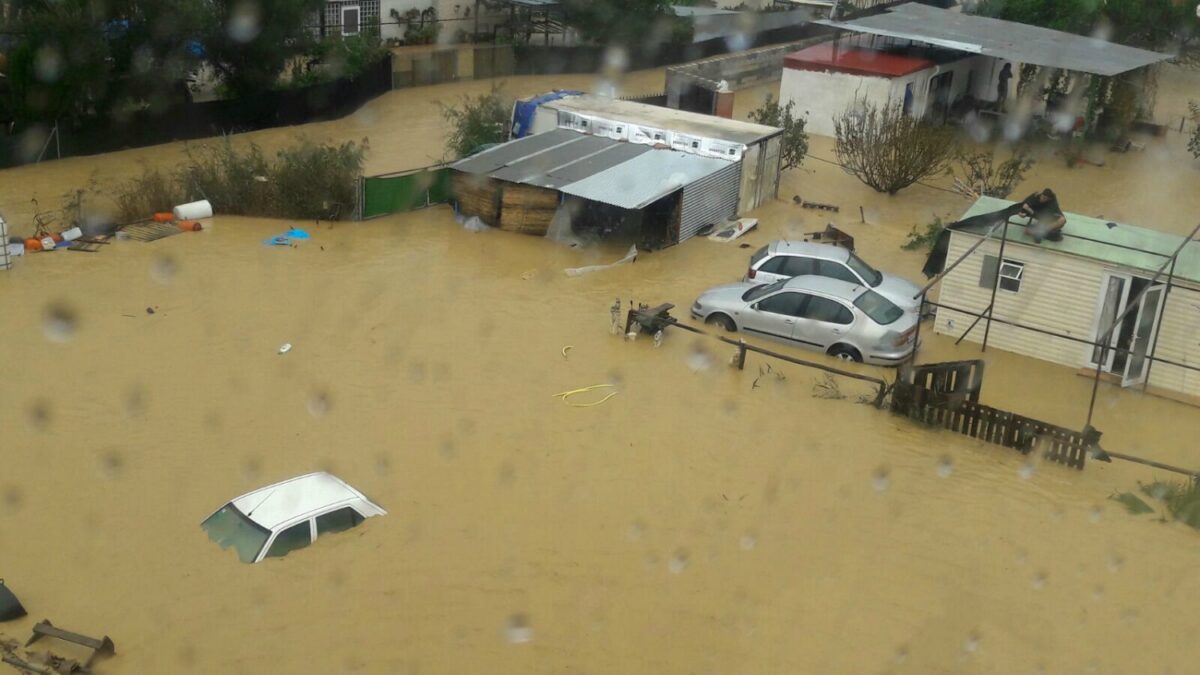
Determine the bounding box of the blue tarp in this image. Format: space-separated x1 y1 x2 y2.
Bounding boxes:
511 90 582 139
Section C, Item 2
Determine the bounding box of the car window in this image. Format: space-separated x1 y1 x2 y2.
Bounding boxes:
316 507 365 536
817 260 860 284
780 256 817 277
755 292 808 317
853 290 904 325
803 296 854 324
757 256 787 274
743 279 789 302
750 245 770 267
264 521 313 559
202 504 271 564
846 252 883 286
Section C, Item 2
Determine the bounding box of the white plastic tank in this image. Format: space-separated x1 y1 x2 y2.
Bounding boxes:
173 199 213 221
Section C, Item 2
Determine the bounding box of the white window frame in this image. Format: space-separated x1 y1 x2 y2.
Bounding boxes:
998 259 1024 292
341 5 361 36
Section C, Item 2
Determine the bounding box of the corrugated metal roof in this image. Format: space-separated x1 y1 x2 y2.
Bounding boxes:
817 3 1172 77
559 150 732 210
489 135 613 187
451 129 580 175
956 196 1200 285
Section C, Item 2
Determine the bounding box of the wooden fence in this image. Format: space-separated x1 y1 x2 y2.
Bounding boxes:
892 361 1093 469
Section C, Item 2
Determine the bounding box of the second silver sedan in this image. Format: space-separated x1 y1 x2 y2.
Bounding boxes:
690 276 918 365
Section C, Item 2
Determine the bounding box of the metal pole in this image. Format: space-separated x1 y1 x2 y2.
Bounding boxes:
908 290 926 364
980 214 1010 352
913 218 1008 299
1140 255 1175 392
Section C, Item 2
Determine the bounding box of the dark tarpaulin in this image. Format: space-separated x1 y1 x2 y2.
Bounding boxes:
922 203 1026 278
0 579 26 621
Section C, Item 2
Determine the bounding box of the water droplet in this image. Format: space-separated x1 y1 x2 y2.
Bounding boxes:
1107 553 1124 572
307 391 331 417
1014 548 1028 565
894 645 909 664
1031 571 1046 590
1092 584 1104 600
627 521 644 541
739 533 757 551
34 45 63 83
963 630 981 654
43 301 77 343
505 613 532 644
936 455 954 478
686 345 713 372
97 449 124 479
1088 505 1103 523
227 0 262 43
1017 460 1036 480
871 466 890 492
150 255 177 284
668 549 689 574
241 456 262 480
2 485 23 514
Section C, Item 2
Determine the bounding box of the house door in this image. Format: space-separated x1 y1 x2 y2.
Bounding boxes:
1121 284 1166 387
926 72 954 124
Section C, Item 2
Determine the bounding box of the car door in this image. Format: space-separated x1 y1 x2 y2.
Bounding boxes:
792 294 856 350
742 291 809 342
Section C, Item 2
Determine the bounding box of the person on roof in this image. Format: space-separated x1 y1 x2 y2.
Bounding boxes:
997 63 1013 109
1018 188 1066 243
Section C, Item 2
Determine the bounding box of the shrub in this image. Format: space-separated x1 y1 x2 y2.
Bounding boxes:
952 147 1035 198
833 101 958 195
747 94 808 171
901 217 946 252
438 83 512 159
112 137 367 222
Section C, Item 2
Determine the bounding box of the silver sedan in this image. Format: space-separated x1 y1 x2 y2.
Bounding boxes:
690 276 919 365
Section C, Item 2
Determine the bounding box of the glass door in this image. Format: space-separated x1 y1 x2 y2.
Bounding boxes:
1091 274 1128 371
1122 284 1166 387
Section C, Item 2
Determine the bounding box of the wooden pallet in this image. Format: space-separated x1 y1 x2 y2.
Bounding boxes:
118 222 181 242
68 235 112 253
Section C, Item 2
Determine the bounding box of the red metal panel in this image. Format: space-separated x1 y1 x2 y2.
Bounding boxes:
783 44 935 78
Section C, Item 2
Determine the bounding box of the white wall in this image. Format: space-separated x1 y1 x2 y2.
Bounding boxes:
378 0 501 42
934 233 1104 368
780 67 894 137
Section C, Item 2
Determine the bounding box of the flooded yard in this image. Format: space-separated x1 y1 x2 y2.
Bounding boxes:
3 67 1200 674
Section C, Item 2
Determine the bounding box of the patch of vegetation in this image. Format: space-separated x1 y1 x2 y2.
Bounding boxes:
286 36 389 89
438 83 512 160
1111 479 1200 529
112 137 367 222
833 102 958 195
812 374 845 400
901 217 946 252
747 94 808 172
952 147 1035 199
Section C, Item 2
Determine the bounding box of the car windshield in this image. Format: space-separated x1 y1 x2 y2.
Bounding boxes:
202 504 271 564
854 290 904 325
742 279 788 302
846 252 883 287
750 245 769 267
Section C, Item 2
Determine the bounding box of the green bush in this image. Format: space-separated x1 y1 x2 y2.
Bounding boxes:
901 217 946 252
112 137 367 222
438 83 512 160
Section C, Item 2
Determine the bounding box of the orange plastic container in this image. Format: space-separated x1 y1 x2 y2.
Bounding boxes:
152 212 175 222
24 238 42 252
177 221 202 232
51 233 64 243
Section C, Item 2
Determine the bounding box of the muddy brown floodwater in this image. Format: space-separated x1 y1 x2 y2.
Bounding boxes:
2 67 1200 674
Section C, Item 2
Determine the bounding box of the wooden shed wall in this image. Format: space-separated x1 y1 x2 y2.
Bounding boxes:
451 171 502 227
499 183 559 236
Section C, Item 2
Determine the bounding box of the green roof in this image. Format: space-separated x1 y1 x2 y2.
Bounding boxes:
956 196 1200 285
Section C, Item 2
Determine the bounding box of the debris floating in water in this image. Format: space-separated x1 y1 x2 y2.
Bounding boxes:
278 343 292 355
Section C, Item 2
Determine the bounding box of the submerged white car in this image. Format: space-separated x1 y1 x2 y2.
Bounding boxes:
202 472 387 563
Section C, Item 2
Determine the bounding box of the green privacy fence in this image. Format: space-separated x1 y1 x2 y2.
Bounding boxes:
359 166 451 219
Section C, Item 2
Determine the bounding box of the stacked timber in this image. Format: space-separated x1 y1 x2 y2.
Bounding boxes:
451 171 502 226
499 184 558 236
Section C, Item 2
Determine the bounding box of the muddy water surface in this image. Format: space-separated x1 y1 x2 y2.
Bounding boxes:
2 69 1200 674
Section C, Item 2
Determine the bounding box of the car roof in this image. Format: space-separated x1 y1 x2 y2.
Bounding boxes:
228 472 386 530
778 274 868 300
767 240 851 262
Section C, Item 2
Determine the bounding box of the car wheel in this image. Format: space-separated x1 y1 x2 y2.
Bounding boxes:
828 344 862 363
705 313 736 332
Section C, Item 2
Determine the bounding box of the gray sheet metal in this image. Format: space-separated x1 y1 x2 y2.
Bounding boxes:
817 3 1172 77
451 129 580 175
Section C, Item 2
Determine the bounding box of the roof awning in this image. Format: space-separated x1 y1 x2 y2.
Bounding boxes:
816 3 1173 77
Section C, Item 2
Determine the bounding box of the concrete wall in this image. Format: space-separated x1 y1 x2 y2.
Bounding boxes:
665 35 831 108
378 0 504 42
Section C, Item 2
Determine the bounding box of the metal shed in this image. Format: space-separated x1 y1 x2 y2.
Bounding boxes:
450 128 743 246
